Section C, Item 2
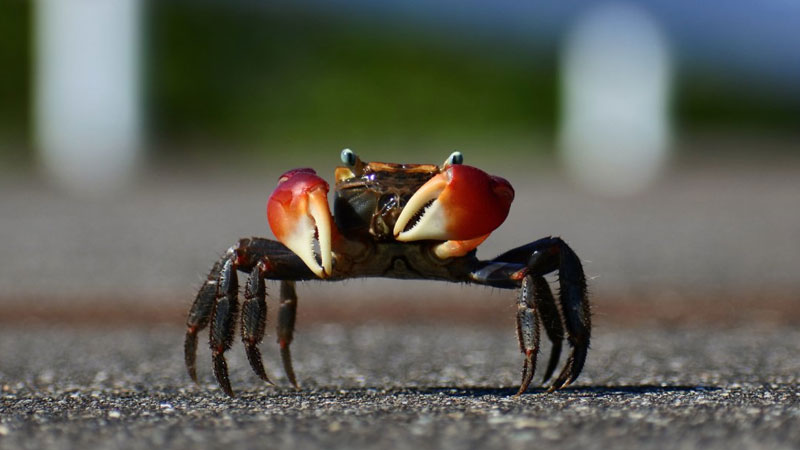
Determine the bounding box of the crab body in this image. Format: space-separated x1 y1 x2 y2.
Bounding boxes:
333 161 439 241
185 150 591 397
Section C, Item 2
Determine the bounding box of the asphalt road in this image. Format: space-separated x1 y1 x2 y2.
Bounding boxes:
1 324 799 450
1 156 799 300
1 155 799 449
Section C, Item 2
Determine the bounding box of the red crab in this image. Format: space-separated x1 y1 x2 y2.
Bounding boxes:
185 150 591 396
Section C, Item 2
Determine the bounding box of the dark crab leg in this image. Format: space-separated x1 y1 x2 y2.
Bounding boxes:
546 240 590 391
184 237 315 395
472 236 590 393
531 276 564 383
521 237 589 391
186 233 589 397
515 275 540 396
185 260 223 383
277 281 300 389
241 261 272 384
210 258 240 397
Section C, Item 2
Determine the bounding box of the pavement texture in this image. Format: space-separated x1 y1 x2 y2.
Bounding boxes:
1 155 799 449
1 324 799 450
1 155 799 301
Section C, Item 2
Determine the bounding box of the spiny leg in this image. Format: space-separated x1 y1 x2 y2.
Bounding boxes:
476 236 591 391
515 274 541 396
277 280 299 389
186 238 315 395
185 260 223 383
531 276 564 383
241 261 272 384
210 258 240 397
523 237 590 391
548 248 590 391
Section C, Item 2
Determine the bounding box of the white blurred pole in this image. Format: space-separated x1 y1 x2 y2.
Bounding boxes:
559 2 672 196
35 0 142 195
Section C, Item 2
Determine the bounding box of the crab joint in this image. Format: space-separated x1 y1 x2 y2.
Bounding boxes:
267 169 333 278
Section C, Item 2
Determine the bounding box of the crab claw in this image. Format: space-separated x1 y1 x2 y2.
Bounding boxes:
267 168 333 278
393 164 514 242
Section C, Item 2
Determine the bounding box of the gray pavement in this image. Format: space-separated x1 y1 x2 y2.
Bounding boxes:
1 156 799 301
1 324 799 450
1 156 799 449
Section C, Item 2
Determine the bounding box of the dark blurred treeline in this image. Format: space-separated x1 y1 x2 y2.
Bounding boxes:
1 1 797 163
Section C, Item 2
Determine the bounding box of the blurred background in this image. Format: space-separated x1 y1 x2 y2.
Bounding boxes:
0 0 798 327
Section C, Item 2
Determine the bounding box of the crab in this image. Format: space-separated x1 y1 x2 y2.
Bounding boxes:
185 149 591 396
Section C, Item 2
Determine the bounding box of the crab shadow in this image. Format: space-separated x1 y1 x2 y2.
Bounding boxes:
379 384 719 398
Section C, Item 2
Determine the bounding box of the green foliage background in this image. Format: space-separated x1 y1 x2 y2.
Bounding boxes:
0 2 797 163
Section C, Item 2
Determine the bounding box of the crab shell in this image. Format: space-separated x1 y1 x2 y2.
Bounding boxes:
267 158 514 278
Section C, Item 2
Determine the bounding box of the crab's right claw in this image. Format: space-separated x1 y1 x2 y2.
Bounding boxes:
267 168 333 278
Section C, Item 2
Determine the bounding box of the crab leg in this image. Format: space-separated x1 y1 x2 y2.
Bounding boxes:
277 280 300 388
530 276 565 383
184 261 222 383
519 237 589 390
471 236 590 392
515 275 541 396
210 258 240 397
184 237 314 396
241 261 272 384
528 239 589 390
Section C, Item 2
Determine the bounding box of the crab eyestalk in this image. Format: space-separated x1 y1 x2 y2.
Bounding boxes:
393 164 514 242
267 169 333 278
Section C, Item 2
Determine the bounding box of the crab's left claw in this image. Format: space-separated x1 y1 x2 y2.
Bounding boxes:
267 169 333 278
394 164 514 243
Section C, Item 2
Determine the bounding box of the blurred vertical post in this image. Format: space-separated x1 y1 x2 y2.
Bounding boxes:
35 0 142 195
559 2 672 196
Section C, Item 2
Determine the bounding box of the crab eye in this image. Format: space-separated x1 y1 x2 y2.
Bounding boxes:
447 151 463 166
341 148 357 166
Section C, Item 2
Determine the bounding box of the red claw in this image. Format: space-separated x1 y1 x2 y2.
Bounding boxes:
393 164 514 243
267 168 333 278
